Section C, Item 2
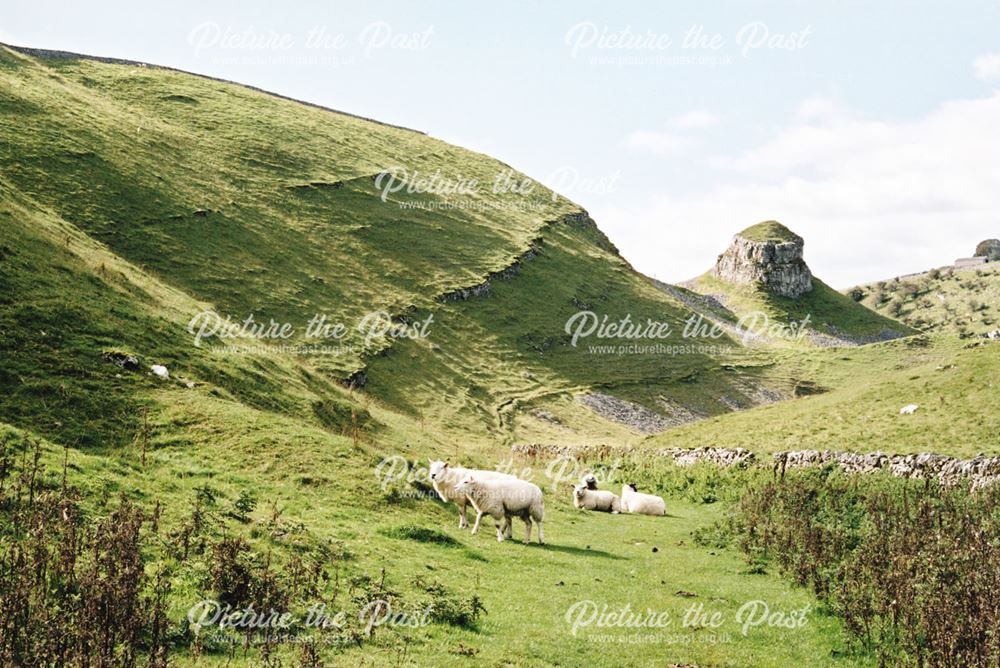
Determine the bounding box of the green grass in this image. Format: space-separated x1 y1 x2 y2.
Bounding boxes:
851 265 1000 338
688 272 913 343
0 44 996 666
644 336 1000 457
737 220 802 244
5 419 868 667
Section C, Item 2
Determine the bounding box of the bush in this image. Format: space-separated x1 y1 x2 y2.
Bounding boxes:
414 577 486 629
733 470 1000 667
0 438 171 666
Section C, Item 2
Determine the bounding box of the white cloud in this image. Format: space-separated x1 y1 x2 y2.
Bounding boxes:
974 53 1000 81
623 109 720 155
600 93 1000 287
794 96 849 124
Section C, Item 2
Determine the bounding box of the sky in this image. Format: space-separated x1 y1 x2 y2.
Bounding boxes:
4 1 1000 287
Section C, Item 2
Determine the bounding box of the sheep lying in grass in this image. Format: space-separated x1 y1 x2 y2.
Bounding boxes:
573 484 620 513
621 483 665 516
455 474 545 544
427 460 515 529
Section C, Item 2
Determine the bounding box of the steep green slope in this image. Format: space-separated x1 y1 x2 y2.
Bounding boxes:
688 272 912 345
849 264 1000 338
0 45 579 379
0 45 808 445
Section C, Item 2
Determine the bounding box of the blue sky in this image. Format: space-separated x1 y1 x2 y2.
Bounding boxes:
4 1 1000 286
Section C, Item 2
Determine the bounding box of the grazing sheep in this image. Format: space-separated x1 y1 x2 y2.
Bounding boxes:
150 364 170 379
573 484 620 513
621 483 665 516
899 404 919 415
455 475 545 544
427 460 515 529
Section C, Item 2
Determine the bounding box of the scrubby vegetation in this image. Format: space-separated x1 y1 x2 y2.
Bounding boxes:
851 265 1000 337
723 468 1000 667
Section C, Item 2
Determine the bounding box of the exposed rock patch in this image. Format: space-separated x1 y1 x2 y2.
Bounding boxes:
509 443 1000 489
773 450 1000 489
510 443 756 467
575 393 673 434
713 221 813 298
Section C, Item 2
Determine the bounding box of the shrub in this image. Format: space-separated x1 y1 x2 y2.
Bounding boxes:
0 438 171 666
732 470 1000 667
414 577 486 629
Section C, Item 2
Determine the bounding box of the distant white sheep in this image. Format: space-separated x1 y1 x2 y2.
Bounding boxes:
427 460 515 529
573 484 620 513
150 364 169 379
621 483 665 516
455 474 544 544
899 404 919 415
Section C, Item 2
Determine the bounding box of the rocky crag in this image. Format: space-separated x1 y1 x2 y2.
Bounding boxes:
713 221 813 298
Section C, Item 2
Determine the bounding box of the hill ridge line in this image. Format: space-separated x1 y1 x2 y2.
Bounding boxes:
0 42 426 136
436 210 593 303
341 210 595 388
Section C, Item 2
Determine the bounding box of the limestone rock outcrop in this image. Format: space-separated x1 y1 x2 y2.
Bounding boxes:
713 221 813 298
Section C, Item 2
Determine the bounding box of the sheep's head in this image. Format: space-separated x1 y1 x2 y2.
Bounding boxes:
582 473 598 490
454 474 475 495
428 460 449 481
573 484 587 499
623 483 637 493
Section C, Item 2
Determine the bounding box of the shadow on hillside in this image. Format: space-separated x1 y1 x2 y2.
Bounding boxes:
539 543 624 560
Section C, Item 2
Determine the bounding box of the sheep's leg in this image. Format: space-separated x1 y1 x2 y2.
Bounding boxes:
523 517 532 544
503 515 513 539
457 497 468 529
470 510 484 536
495 514 506 542
536 520 544 545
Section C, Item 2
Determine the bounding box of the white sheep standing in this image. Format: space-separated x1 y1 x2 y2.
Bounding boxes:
455 474 545 544
573 484 620 513
621 483 665 516
427 460 515 529
899 404 919 415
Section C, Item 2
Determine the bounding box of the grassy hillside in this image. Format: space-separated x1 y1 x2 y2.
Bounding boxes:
0 45 806 446
684 272 912 346
849 264 1000 338
644 335 1000 457
1 43 995 666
